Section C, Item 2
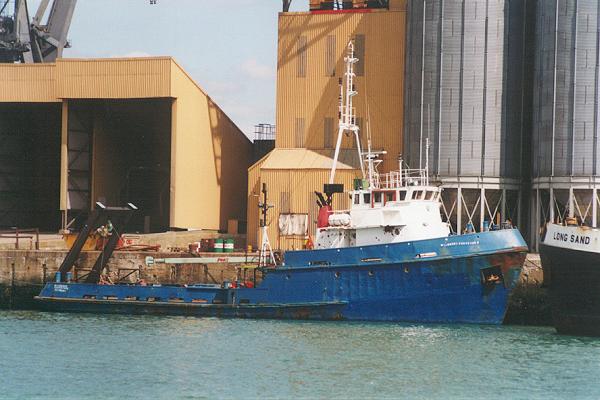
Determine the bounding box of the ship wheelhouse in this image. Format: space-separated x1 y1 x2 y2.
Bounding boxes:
316 167 451 249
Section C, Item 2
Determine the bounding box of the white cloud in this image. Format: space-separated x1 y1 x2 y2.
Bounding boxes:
240 58 275 80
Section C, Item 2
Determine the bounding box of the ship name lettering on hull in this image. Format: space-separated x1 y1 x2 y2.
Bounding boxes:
552 232 591 245
570 234 591 245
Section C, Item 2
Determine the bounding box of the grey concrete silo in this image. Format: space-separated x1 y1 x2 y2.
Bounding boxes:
531 0 600 249
404 0 535 234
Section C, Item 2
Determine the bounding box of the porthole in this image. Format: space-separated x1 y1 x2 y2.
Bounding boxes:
335 271 341 279
368 270 374 277
286 274 291 280
404 267 409 273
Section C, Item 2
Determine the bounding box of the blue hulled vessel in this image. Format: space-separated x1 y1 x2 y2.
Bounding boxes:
36 153 527 323
37 228 526 323
35 40 527 324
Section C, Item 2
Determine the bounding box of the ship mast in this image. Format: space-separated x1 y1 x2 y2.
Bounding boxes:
258 183 276 267
329 40 364 184
363 93 386 190
425 137 430 186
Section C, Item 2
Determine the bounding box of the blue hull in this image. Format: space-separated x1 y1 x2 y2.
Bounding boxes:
36 229 527 324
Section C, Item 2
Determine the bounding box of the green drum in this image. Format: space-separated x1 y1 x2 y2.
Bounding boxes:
224 238 234 253
213 238 224 253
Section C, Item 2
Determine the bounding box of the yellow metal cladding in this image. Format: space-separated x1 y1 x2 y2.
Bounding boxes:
275 6 406 172
170 60 253 231
246 148 359 248
0 57 252 232
247 166 359 249
247 5 407 249
56 57 172 99
0 64 57 102
261 148 358 169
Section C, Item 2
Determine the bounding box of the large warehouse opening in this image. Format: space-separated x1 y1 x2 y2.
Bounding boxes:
0 103 61 231
67 98 172 233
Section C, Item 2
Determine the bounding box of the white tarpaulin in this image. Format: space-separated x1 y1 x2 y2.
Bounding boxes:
278 214 308 236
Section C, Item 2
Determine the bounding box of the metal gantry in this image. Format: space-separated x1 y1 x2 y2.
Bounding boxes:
0 0 77 63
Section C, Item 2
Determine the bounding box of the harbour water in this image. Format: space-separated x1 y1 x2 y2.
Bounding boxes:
1 311 599 399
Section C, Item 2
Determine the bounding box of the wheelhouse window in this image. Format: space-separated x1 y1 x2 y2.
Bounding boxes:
385 191 395 202
363 193 371 204
428 191 437 200
398 190 407 201
412 190 423 200
354 194 360 204
374 192 382 203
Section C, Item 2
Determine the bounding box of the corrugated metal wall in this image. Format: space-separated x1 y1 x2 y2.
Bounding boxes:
275 7 406 172
56 58 172 99
169 61 253 231
533 0 600 178
248 6 408 249
0 57 252 233
405 0 530 179
0 64 57 102
247 168 358 249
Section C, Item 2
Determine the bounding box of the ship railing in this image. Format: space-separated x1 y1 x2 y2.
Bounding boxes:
371 168 429 189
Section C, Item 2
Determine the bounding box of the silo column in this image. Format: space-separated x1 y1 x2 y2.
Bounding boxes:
480 188 485 231
549 188 554 224
457 187 462 234
517 190 522 230
593 188 598 227
568 187 574 218
501 188 506 225
535 189 541 251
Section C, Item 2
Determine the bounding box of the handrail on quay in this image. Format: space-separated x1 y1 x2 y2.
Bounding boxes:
0 228 40 250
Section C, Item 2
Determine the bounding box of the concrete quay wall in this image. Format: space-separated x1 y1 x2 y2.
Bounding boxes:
505 254 551 326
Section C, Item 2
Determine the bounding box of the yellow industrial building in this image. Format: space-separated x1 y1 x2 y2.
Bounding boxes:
0 57 252 233
248 1 407 250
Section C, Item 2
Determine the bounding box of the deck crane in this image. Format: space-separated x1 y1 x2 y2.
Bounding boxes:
0 0 76 63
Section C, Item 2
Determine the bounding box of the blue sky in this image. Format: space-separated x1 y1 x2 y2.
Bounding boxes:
31 0 306 139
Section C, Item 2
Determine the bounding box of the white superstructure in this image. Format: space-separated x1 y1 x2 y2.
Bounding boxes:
316 159 450 249
316 40 450 250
